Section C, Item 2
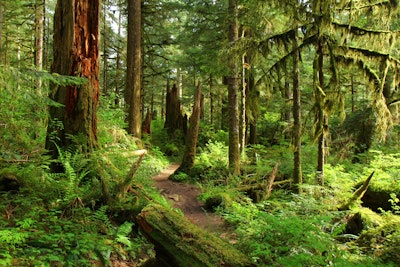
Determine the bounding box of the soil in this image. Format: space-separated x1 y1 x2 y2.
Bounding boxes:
152 163 226 233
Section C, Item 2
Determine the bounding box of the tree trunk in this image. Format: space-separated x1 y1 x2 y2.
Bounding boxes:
45 0 100 158
125 0 142 137
316 41 326 186
280 61 291 140
43 0 49 70
209 74 214 125
176 82 202 174
240 53 247 154
142 108 151 135
102 2 108 96
115 1 122 106
34 0 44 92
292 33 302 192
164 84 183 136
227 0 240 175
247 70 258 145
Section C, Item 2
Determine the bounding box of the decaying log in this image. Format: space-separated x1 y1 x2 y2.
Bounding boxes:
137 204 252 267
339 171 375 211
239 163 280 202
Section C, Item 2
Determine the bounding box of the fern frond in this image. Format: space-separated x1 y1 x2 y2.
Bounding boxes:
94 205 113 231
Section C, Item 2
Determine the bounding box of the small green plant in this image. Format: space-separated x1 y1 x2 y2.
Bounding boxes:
388 193 400 215
170 171 189 182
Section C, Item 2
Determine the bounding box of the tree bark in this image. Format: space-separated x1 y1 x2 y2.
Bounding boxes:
125 0 142 137
209 74 214 125
142 108 152 135
240 53 247 154
34 0 44 92
316 41 326 186
247 71 258 145
45 0 100 157
115 1 122 106
176 82 202 174
227 0 240 175
164 84 183 136
292 32 302 193
102 1 108 96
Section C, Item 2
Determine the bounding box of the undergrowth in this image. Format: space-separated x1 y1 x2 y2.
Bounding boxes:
192 139 400 266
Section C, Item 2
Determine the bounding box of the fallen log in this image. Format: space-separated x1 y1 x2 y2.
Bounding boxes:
239 163 281 202
136 204 253 267
339 171 375 211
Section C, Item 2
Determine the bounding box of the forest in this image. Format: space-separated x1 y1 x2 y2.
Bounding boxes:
1 0 400 266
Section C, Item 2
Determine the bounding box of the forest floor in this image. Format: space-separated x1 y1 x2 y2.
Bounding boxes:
152 163 227 233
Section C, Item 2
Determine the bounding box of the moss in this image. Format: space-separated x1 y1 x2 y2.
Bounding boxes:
204 193 232 211
137 204 251 267
356 215 400 264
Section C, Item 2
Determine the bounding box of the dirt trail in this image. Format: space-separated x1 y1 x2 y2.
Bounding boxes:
152 163 226 232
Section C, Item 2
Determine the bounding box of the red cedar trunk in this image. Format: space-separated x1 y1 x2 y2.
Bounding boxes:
46 0 100 155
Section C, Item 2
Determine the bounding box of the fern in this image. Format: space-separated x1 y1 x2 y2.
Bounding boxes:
115 222 134 247
0 229 29 248
54 144 91 203
93 205 113 231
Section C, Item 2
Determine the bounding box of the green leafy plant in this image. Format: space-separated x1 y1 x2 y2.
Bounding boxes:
49 144 91 205
170 171 189 182
222 199 340 266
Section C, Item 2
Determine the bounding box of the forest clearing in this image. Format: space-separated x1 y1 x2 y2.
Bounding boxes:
1 0 400 266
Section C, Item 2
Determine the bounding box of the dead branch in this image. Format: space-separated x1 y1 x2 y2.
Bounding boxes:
118 150 147 195
339 171 374 211
266 162 279 199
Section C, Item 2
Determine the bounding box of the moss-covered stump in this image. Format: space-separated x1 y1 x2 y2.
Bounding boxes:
136 204 252 267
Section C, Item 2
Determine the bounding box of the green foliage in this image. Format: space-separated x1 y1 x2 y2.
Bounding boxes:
191 141 229 182
197 124 229 147
52 144 92 204
242 144 294 188
356 215 400 264
170 171 189 182
150 119 184 159
0 192 150 267
223 199 340 266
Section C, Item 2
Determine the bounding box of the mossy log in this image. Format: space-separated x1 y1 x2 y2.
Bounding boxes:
136 204 253 267
239 163 281 202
